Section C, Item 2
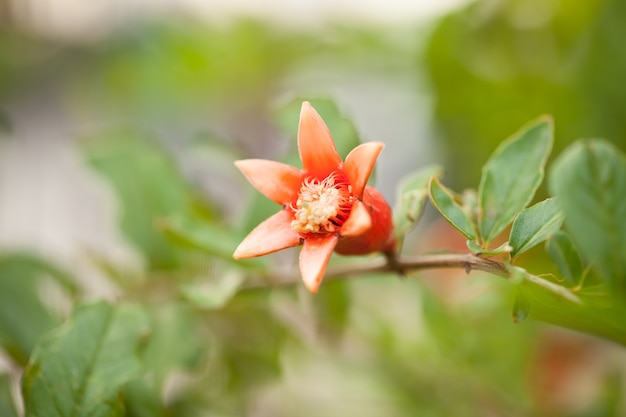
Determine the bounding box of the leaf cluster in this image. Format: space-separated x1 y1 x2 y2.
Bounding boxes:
393 115 626 344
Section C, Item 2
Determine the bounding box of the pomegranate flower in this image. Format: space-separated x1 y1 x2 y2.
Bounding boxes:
233 102 395 293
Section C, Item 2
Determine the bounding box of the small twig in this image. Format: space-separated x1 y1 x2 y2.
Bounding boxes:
241 252 581 304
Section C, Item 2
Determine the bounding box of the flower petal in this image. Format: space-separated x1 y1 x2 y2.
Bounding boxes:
343 142 384 198
340 200 372 237
298 102 342 176
335 186 395 256
235 159 303 205
233 209 301 259
299 234 338 293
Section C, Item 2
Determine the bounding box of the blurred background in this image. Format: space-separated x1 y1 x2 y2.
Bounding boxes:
1 0 626 415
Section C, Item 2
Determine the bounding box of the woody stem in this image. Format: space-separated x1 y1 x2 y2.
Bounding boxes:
242 252 580 304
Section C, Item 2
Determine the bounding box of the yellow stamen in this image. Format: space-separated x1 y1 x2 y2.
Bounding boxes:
291 173 352 235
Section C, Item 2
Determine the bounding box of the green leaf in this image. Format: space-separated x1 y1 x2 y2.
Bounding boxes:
509 197 564 258
0 374 18 417
478 116 553 244
393 165 444 242
84 132 200 270
520 280 626 346
549 140 626 296
429 177 477 240
162 212 265 273
22 301 148 417
512 289 531 323
0 254 74 365
460 189 479 228
546 231 584 287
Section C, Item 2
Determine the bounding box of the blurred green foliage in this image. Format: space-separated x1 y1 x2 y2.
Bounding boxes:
85 132 203 270
0 2 625 415
87 21 306 118
425 0 626 188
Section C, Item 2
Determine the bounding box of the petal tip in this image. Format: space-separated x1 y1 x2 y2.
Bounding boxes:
232 242 257 260
299 101 316 121
300 261 326 294
303 279 321 294
297 101 342 174
234 159 302 205
344 142 385 198
232 210 301 259
233 159 246 172
299 235 338 294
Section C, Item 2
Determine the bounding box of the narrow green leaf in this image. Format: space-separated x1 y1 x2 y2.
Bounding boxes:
429 177 477 240
0 374 18 417
512 289 531 323
546 231 584 287
393 164 444 241
180 272 245 309
549 140 626 296
520 280 626 346
509 197 564 258
22 302 148 417
162 213 265 270
478 116 553 244
163 214 238 259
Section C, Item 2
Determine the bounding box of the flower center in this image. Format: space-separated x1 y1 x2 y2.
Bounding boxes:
290 172 352 235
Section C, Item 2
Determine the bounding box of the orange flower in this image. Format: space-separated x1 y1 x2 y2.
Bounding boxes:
233 102 394 293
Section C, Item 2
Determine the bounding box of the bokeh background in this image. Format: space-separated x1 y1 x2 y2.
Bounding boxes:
1 0 626 415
